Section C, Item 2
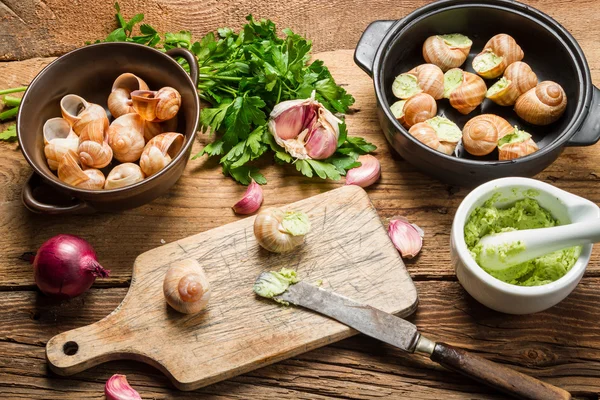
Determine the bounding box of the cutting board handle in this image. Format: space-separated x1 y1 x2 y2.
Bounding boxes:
430 342 571 400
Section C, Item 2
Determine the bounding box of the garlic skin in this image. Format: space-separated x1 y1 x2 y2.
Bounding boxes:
163 259 211 314
462 114 513 156
105 374 142 400
232 180 264 215
268 93 341 160
388 217 424 259
43 118 79 171
104 163 145 189
254 208 310 253
345 155 381 188
515 81 567 125
57 150 90 187
108 73 149 119
422 34 472 71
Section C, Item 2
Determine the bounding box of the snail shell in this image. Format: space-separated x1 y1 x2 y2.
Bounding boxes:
131 87 182 122
514 81 567 125
77 169 105 190
472 34 524 79
448 70 487 115
393 93 437 128
107 73 149 118
462 114 513 156
104 163 145 189
254 208 308 253
408 122 457 155
486 62 538 106
60 94 109 141
139 132 184 177
57 149 90 187
499 138 539 160
407 64 445 100
43 118 79 170
107 113 146 162
422 34 472 71
163 259 211 315
78 140 113 169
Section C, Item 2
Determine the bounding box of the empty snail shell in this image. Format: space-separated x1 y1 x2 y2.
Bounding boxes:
57 150 90 187
107 73 149 118
390 93 437 128
444 69 487 115
43 118 79 170
486 61 538 106
78 140 113 169
139 132 184 177
163 259 211 314
131 87 182 122
514 81 567 125
77 169 106 190
499 138 539 160
392 63 444 100
422 34 472 71
107 113 146 162
472 34 524 79
408 121 459 156
462 114 513 156
104 163 145 189
254 208 311 253
60 94 109 141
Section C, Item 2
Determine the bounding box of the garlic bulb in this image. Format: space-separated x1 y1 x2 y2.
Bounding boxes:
486 62 537 106
345 155 381 188
57 150 90 187
472 34 524 79
139 132 184 177
60 94 109 141
268 93 341 160
408 117 461 155
462 114 513 156
254 208 311 253
105 374 142 400
391 93 437 128
43 118 79 170
388 216 424 259
514 81 567 125
163 259 211 314
232 179 264 215
78 140 113 169
498 128 539 160
443 69 486 115
107 113 146 162
104 163 145 189
392 63 444 100
107 73 149 118
422 34 472 72
77 169 106 190
131 87 181 122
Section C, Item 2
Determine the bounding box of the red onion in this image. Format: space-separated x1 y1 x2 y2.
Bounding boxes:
33 234 110 299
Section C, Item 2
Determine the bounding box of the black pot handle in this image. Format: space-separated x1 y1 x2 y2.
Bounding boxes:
166 48 199 86
22 173 90 214
354 20 396 77
567 85 600 146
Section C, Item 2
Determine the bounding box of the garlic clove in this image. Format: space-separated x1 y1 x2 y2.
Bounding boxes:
104 163 145 189
345 155 381 188
232 179 264 215
272 103 307 140
254 208 310 253
163 259 211 314
304 122 338 159
105 374 142 400
388 216 424 259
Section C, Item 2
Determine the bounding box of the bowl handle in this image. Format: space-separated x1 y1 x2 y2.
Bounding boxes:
354 20 396 77
22 173 90 214
166 48 199 86
567 85 600 146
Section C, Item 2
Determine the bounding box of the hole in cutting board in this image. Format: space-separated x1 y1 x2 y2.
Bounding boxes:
63 341 79 356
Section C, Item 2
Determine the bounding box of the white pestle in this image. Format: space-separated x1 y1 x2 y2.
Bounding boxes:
476 219 600 271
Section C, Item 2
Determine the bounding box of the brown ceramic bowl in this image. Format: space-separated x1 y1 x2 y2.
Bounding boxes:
17 42 199 213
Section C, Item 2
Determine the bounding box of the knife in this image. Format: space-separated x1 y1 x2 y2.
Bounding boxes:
274 281 571 400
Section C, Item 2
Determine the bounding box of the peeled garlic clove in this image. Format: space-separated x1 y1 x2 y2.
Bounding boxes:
43 118 79 170
108 73 149 119
154 87 182 121
107 113 146 162
60 94 109 140
105 374 142 400
498 127 539 160
232 179 264 215
422 34 472 72
104 163 145 189
76 168 105 190
473 34 523 79
57 150 90 187
163 259 211 314
409 116 461 155
254 208 310 253
78 140 113 169
445 70 486 115
345 154 381 188
139 132 184 176
515 81 567 126
393 64 444 100
487 62 537 106
388 216 424 259
462 114 513 156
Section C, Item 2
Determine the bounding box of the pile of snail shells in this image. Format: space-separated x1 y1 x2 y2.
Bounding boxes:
43 72 185 190
390 33 567 160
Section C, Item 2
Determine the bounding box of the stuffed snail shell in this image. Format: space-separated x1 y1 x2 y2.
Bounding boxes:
462 114 513 156
514 81 567 125
486 61 538 106
390 93 437 129
422 33 472 71
443 69 487 115
408 116 462 155
392 63 444 100
472 34 524 79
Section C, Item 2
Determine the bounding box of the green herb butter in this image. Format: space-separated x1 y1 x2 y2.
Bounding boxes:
443 68 463 98
486 77 510 97
392 73 421 99
473 51 503 73
253 268 299 304
440 33 472 47
426 116 462 143
281 211 311 236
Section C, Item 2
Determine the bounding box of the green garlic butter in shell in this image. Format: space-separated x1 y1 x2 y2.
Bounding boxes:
426 116 462 143
392 73 421 99
440 33 473 48
473 51 503 73
443 68 464 98
486 77 511 97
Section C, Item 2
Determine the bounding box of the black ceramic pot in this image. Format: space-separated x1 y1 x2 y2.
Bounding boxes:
354 0 600 185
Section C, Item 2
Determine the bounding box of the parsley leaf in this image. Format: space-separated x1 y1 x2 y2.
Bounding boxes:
0 124 17 142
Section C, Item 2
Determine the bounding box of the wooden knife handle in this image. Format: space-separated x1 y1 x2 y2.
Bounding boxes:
430 342 571 400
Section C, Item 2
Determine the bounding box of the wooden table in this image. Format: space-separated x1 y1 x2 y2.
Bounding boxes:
1 1 600 398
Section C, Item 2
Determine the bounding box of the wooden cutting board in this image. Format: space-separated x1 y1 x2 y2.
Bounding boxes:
46 185 418 390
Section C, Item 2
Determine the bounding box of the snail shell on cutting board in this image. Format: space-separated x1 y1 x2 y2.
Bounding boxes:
163 259 211 315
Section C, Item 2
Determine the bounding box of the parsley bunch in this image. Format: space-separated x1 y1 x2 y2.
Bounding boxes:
95 4 376 184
